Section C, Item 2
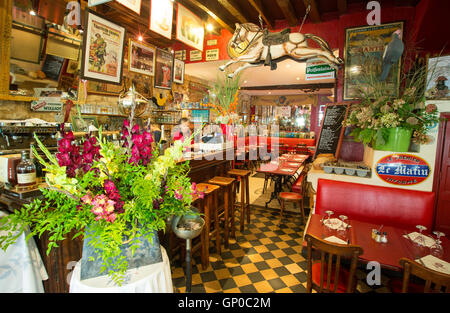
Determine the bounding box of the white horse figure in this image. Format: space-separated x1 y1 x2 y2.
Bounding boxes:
220 23 343 77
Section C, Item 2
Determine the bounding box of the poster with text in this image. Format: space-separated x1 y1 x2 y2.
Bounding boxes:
176 3 204 51
129 39 155 76
154 48 174 90
149 0 173 40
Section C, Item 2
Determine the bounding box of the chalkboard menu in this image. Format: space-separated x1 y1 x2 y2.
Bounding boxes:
42 55 64 81
314 103 349 159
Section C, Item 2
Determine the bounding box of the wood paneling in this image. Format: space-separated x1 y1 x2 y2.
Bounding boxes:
276 0 298 27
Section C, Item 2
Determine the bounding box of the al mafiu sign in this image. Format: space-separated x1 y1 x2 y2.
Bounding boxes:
376 154 431 186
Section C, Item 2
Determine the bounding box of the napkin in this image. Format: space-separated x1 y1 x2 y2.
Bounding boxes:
323 218 349 230
404 232 436 248
281 168 293 172
416 255 450 275
324 236 348 245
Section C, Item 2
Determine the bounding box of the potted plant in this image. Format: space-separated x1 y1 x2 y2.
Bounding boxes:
0 112 204 285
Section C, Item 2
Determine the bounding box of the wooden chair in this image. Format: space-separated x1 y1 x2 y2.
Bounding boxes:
228 169 251 231
394 258 450 293
305 233 363 293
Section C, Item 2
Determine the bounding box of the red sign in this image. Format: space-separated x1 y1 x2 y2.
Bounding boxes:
375 154 431 186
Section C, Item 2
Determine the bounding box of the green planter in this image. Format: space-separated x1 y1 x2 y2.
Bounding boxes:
373 127 412 152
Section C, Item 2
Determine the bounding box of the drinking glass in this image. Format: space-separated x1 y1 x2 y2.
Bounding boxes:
339 215 348 230
414 225 427 247
324 210 334 229
431 231 445 258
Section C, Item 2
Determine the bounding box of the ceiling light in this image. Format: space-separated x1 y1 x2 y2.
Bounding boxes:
268 92 272 95
29 10 36 16
244 80 248 84
206 24 213 32
138 35 143 42
296 77 300 80
286 64 291 68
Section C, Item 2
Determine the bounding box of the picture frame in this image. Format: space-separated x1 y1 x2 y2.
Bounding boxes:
116 0 141 15
81 10 126 85
71 116 99 132
343 22 404 100
86 80 124 95
173 58 185 84
149 0 174 40
129 39 155 76
176 3 205 51
154 48 174 90
88 0 112 7
425 55 450 100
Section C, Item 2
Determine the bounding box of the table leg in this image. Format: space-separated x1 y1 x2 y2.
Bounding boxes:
265 175 282 208
186 238 192 293
245 176 250 224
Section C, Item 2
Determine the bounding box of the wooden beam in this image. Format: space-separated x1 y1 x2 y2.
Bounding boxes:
248 0 275 29
0 0 12 95
240 83 335 90
184 0 234 33
276 0 298 27
302 0 321 23
217 0 249 24
337 0 347 15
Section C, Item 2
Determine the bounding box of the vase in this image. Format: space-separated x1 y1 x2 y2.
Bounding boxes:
373 127 412 152
80 226 163 280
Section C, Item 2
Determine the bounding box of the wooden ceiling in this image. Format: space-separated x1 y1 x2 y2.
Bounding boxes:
83 0 421 47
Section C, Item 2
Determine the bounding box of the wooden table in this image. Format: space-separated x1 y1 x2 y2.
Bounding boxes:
304 214 450 271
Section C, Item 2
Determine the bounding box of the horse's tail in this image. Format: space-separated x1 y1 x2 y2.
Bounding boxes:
304 34 334 54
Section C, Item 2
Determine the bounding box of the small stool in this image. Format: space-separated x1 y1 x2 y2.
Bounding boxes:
196 183 221 270
207 176 236 249
228 169 251 231
279 192 305 224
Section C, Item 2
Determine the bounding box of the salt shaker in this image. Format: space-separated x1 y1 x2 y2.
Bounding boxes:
381 232 388 243
375 231 381 242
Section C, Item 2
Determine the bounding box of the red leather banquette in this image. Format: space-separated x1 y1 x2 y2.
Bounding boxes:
315 179 435 230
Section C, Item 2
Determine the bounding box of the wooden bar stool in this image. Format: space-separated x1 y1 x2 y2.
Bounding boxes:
196 183 221 270
227 169 251 231
207 176 236 249
279 192 305 224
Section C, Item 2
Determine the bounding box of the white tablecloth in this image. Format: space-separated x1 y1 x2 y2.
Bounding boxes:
0 211 48 293
69 246 173 293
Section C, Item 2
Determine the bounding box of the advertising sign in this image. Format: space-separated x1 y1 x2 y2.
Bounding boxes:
376 154 431 186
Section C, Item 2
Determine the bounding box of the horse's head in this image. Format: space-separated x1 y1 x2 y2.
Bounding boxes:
230 23 261 49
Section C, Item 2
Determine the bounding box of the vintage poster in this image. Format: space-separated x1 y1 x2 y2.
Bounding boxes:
81 11 126 85
129 39 155 76
176 3 204 51
88 0 112 7
154 48 174 90
426 55 450 100
344 22 403 100
116 0 141 15
149 0 173 40
173 59 185 84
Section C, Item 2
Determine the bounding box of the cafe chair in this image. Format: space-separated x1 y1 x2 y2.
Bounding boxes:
305 233 363 293
389 257 450 293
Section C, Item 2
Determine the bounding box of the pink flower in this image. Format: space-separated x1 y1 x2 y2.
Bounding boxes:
123 119 130 128
104 180 117 194
131 124 140 134
81 193 93 204
57 153 71 166
106 213 116 223
132 134 144 147
141 145 152 158
142 131 153 144
83 140 93 151
426 103 437 113
58 138 72 153
174 189 183 200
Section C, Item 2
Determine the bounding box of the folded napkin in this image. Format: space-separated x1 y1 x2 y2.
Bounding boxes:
404 232 435 248
323 218 349 231
416 255 450 275
324 236 348 245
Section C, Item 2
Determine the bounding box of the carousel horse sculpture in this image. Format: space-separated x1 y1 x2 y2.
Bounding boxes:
219 23 343 78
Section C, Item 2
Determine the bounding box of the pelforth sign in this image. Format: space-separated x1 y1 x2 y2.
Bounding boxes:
305 58 335 80
375 154 431 186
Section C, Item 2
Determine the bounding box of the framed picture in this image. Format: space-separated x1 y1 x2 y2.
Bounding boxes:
88 0 112 7
173 58 185 84
129 39 155 76
71 116 99 132
425 55 450 100
176 3 204 51
343 22 404 100
81 10 126 85
86 80 124 95
149 0 173 40
116 0 141 15
154 48 174 90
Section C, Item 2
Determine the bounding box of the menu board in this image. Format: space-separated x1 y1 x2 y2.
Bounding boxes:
314 103 349 159
42 55 65 81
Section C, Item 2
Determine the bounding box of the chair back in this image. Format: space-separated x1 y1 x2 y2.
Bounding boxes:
305 233 363 293
296 143 308 155
399 258 450 293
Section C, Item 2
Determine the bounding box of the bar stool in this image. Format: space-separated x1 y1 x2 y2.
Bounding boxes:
227 169 251 231
207 176 236 249
196 183 221 270
279 192 305 224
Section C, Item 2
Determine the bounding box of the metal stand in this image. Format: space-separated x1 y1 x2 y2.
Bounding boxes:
185 238 192 293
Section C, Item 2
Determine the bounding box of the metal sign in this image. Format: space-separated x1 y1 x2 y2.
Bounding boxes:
305 58 335 80
376 154 431 186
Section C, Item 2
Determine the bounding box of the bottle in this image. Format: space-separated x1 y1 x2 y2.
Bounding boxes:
16 150 37 189
381 232 388 243
29 143 42 181
375 231 381 243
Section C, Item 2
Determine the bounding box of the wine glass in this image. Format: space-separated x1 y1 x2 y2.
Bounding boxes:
414 225 427 247
324 210 334 229
431 231 445 258
339 215 348 230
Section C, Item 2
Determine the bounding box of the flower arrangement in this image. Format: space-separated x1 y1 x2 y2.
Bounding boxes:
343 60 439 146
0 116 204 284
210 72 241 125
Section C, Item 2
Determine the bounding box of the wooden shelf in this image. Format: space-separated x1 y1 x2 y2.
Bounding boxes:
0 94 38 102
81 113 127 117
73 130 120 137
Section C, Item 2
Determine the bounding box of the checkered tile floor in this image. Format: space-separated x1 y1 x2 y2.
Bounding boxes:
171 206 311 293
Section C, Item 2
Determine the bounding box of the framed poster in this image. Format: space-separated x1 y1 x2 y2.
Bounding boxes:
87 80 124 95
71 116 99 132
88 0 112 7
343 22 403 100
81 11 126 85
425 55 450 100
129 39 155 76
154 48 174 90
149 0 173 40
176 3 204 51
116 0 141 15
173 58 185 84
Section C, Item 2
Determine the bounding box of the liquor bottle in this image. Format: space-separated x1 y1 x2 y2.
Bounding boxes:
16 150 37 188
30 143 43 180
